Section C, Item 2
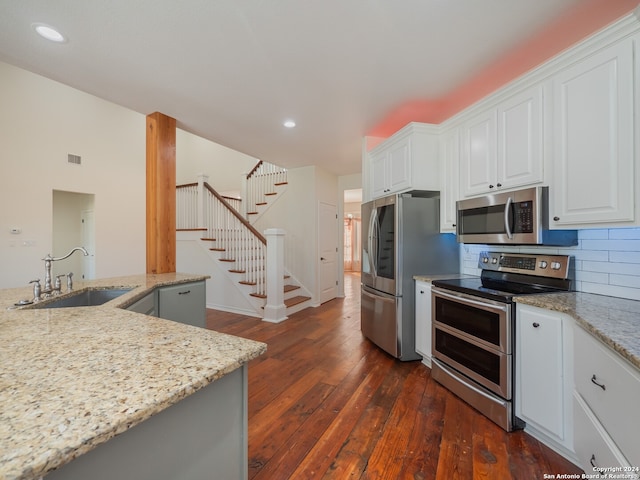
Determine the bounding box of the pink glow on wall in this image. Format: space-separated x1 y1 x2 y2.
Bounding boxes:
368 0 638 140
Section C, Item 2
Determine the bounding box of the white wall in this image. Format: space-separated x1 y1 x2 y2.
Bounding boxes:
253 166 317 299
176 129 257 197
461 227 640 301
0 61 146 288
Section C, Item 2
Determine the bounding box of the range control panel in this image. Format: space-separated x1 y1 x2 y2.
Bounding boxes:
478 251 571 279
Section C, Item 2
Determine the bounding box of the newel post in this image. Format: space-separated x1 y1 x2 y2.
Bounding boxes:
197 173 208 230
263 228 287 323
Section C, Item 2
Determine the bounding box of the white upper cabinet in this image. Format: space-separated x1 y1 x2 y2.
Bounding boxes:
460 109 497 197
497 86 544 189
549 37 636 227
439 127 460 233
368 123 439 200
460 85 544 198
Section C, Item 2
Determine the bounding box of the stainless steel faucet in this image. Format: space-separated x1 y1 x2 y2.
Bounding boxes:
41 247 89 295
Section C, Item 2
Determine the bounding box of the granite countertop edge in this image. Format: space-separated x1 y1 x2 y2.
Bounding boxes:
0 273 267 480
514 292 640 371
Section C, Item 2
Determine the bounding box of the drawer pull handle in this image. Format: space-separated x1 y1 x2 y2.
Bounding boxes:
532 322 540 328
178 290 191 295
591 374 606 391
590 454 605 475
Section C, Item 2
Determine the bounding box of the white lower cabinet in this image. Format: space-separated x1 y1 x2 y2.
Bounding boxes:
515 304 573 456
573 324 640 476
414 280 432 366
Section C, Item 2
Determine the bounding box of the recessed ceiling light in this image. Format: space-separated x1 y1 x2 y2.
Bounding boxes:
33 23 67 43
283 120 296 128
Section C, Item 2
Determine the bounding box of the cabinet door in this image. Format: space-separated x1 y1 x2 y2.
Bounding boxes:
439 128 459 233
460 110 497 196
369 150 388 199
414 281 432 365
497 86 544 189
516 305 566 441
386 139 412 194
157 281 206 328
550 38 635 226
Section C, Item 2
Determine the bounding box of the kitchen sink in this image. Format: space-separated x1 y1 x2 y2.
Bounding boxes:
33 288 133 308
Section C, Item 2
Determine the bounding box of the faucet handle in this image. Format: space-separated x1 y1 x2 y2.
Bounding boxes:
67 272 74 291
29 279 41 302
54 274 66 292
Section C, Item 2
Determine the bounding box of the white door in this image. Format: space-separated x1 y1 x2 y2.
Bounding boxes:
318 202 338 304
81 210 96 279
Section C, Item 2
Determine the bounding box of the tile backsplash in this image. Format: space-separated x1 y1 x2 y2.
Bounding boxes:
460 228 640 302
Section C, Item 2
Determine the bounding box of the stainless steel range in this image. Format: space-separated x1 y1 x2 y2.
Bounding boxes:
430 251 573 431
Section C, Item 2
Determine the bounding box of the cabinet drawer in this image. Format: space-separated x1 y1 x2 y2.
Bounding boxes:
574 325 640 465
573 392 634 477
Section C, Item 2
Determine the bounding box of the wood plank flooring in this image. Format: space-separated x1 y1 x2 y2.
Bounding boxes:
206 273 583 479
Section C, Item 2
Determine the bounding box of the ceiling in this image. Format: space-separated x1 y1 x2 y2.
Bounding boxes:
0 1 636 176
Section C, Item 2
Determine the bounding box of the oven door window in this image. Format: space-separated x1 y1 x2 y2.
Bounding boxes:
433 296 507 351
434 328 510 399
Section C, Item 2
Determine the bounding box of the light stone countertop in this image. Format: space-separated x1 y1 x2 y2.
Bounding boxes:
0 273 267 480
515 292 640 371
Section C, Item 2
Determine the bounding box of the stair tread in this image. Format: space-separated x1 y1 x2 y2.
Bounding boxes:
285 296 311 308
264 192 277 196
201 237 217 241
274 182 288 186
284 284 300 292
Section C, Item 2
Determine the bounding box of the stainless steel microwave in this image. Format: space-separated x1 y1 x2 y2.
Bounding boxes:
456 186 577 246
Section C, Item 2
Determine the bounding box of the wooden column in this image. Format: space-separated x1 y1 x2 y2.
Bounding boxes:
146 112 176 274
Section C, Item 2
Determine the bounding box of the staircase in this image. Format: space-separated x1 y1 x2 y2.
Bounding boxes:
176 170 312 321
242 160 289 224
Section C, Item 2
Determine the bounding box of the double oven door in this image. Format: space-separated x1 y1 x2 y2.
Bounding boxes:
431 287 512 400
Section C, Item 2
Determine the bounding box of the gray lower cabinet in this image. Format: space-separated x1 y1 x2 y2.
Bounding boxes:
157 281 206 328
47 366 248 480
126 290 157 316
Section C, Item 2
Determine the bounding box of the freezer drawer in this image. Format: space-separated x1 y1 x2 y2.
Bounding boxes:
361 286 400 358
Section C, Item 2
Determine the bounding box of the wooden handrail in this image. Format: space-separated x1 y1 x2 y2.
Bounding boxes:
246 160 263 180
204 182 266 244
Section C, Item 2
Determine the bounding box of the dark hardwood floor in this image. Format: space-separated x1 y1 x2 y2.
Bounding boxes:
206 272 583 479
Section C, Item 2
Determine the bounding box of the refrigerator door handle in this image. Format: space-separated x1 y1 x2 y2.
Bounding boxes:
368 208 378 278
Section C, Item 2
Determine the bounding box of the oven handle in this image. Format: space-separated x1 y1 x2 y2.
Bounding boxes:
431 287 509 313
504 196 513 239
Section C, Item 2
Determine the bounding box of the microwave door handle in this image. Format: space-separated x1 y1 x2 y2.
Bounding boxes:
504 196 513 239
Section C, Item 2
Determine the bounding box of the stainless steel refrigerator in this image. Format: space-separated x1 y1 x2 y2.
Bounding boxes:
361 191 459 361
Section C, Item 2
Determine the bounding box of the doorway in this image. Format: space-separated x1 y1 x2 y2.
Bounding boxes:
52 190 95 280
343 189 362 273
